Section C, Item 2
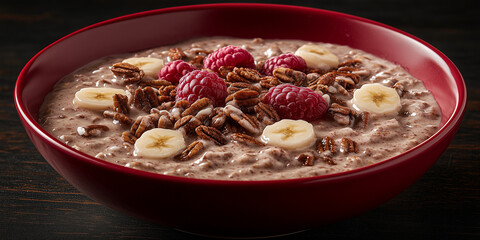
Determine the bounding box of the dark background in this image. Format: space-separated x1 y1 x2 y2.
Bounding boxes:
1 0 478 239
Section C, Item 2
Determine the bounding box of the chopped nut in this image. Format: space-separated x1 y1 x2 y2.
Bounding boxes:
174 99 191 109
335 72 359 88
232 88 260 107
195 125 227 145
254 102 279 125
158 85 177 97
113 94 129 114
179 141 204 161
131 114 159 138
122 131 137 144
157 101 175 111
217 66 235 78
226 67 261 83
308 83 329 94
259 76 282 89
111 62 144 84
230 133 265 146
224 105 261 135
133 87 159 112
356 111 369 129
297 153 315 166
273 68 307 86
144 87 159 108
158 115 174 129
174 115 202 134
227 82 261 95
182 98 212 118
77 125 109 137
340 137 358 153
103 110 132 125
189 55 205 68
338 59 362 68
169 48 186 61
209 108 227 129
328 103 355 127
139 79 172 88
317 72 336 85
317 136 336 154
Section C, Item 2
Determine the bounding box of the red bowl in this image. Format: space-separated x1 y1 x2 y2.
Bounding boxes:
14 3 466 238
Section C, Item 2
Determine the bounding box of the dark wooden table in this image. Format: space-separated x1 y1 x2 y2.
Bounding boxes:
1 0 478 239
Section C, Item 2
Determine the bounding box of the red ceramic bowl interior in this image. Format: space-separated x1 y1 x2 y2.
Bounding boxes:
15 3 466 237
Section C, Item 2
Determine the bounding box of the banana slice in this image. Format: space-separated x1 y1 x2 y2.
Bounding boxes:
122 57 164 78
295 44 339 69
352 83 401 115
134 128 186 159
261 119 315 150
73 87 125 110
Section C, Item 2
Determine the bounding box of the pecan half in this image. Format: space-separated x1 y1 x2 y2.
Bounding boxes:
335 72 359 89
169 48 186 61
103 110 132 125
122 131 137 144
317 72 336 85
297 153 315 166
328 103 356 127
174 115 202 134
181 98 212 118
230 133 265 146
226 67 261 83
111 62 144 84
133 87 159 112
356 111 369 129
158 115 174 129
273 68 307 86
158 85 177 98
328 103 369 129
113 94 129 114
78 124 109 137
195 125 227 145
139 79 172 88
259 76 282 89
218 66 235 78
178 141 204 161
189 55 205 68
227 82 261 95
340 137 358 154
317 136 336 154
339 59 362 68
209 107 227 129
254 102 280 125
224 105 261 135
308 83 329 94
232 88 260 107
131 114 159 138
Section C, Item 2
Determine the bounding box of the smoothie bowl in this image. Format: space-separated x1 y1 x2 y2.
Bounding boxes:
15 3 465 237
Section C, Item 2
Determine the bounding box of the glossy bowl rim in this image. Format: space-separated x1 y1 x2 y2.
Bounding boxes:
14 3 467 186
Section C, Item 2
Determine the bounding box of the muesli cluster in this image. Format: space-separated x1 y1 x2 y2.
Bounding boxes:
40 38 441 180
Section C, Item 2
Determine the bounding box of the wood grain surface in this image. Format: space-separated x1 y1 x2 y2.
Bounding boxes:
1 0 478 239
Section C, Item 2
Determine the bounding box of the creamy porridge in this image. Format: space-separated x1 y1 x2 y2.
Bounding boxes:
39 37 441 180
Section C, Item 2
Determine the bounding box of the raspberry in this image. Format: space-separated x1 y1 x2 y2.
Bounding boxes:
176 70 228 107
158 60 196 83
260 53 307 76
204 45 256 72
263 84 328 122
